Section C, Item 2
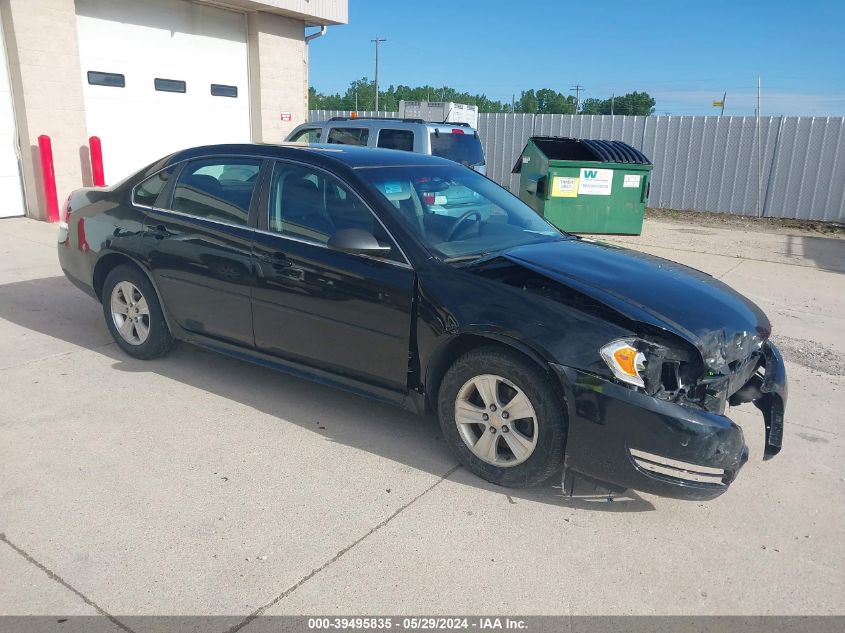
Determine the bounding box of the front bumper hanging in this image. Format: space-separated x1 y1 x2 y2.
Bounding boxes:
553 340 787 500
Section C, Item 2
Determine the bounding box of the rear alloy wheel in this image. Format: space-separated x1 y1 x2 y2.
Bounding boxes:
110 281 150 346
437 348 567 487
102 265 175 360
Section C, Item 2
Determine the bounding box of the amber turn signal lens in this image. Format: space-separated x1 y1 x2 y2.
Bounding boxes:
613 346 639 377
600 339 647 388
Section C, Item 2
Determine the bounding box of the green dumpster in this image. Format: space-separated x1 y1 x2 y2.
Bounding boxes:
513 136 653 235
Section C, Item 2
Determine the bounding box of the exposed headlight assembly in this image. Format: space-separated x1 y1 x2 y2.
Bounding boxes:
600 339 648 388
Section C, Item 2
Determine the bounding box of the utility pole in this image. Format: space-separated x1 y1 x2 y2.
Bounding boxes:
511 94 515 113
611 93 615 115
756 77 762 217
570 84 584 113
371 36 386 111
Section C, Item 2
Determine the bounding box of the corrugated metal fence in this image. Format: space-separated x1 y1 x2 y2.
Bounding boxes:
309 110 845 222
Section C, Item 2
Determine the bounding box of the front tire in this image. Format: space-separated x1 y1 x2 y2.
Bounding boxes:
437 347 567 487
102 264 175 360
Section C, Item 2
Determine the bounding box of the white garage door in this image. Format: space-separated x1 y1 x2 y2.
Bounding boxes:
76 0 251 184
0 21 25 218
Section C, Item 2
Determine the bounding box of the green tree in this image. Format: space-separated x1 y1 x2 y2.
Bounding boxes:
515 89 538 114
309 82 655 116
535 88 576 114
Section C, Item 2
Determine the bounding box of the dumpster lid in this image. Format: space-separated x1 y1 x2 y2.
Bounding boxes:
512 136 651 173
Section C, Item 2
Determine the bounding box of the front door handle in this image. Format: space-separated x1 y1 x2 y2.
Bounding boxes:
146 224 173 239
270 252 292 270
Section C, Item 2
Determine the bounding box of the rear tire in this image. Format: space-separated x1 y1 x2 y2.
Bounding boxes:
102 264 175 360
437 347 567 487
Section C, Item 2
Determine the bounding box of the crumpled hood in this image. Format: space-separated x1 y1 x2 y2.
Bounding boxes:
504 238 771 369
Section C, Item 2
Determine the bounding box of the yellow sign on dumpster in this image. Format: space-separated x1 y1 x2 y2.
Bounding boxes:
551 176 578 197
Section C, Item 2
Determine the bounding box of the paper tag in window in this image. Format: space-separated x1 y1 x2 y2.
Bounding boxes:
551 176 578 198
383 181 402 195
623 174 641 188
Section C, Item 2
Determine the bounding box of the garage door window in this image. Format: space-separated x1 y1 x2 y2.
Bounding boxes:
87 71 125 88
327 127 369 146
170 159 262 226
155 78 186 93
211 84 238 98
377 129 414 152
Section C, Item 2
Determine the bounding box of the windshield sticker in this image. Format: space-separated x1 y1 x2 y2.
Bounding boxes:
551 176 578 198
578 168 613 196
382 181 403 195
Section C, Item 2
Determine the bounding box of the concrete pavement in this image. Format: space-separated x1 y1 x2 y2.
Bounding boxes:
0 216 843 624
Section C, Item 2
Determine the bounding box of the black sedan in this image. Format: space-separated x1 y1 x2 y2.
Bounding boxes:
57 143 786 499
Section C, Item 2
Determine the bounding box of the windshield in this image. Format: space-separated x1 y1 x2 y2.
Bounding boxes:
360 165 563 261
429 132 485 167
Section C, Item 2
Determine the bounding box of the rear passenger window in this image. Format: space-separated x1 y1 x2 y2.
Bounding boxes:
327 127 369 146
377 129 414 152
133 168 173 207
170 159 262 226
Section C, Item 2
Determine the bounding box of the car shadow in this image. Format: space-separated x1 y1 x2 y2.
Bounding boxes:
0 275 656 513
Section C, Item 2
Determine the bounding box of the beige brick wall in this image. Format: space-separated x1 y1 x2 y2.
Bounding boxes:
247 11 309 143
1 0 88 220
0 1 324 220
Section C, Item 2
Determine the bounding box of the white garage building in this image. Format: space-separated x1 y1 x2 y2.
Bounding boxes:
0 0 347 220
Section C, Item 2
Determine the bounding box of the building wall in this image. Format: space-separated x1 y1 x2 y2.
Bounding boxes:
247 11 309 143
0 0 342 220
1 0 88 220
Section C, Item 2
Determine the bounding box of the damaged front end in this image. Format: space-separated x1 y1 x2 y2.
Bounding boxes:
469 248 787 499
563 324 788 499
609 329 787 459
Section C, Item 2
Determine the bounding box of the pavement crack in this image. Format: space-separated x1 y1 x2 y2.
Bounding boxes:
225 464 461 633
0 532 136 633
717 259 745 279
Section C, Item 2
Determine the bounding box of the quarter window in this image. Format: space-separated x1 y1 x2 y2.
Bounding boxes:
268 161 402 262
377 129 414 152
133 167 173 207
326 127 369 146
155 78 186 93
170 159 262 226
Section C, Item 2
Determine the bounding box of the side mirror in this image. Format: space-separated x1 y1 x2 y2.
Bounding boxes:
327 228 392 257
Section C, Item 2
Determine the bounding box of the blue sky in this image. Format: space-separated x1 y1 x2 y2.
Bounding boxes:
309 0 845 116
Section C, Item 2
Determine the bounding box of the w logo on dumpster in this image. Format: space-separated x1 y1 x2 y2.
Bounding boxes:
583 170 599 179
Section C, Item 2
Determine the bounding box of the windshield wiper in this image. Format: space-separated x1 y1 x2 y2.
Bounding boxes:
443 251 495 264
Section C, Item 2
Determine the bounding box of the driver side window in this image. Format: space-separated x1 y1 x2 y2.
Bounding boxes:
267 162 404 263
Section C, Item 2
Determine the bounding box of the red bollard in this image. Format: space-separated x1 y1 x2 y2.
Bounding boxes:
89 135 105 187
37 135 60 222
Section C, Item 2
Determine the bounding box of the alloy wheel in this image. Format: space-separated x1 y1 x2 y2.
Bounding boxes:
110 281 151 346
454 374 539 467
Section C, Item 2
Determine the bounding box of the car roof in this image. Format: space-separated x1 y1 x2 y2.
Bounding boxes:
297 118 477 132
165 142 461 169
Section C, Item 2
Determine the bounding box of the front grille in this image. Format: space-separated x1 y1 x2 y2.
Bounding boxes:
629 448 727 486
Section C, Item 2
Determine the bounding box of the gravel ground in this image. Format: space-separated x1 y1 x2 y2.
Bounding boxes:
774 335 845 376
646 208 845 237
